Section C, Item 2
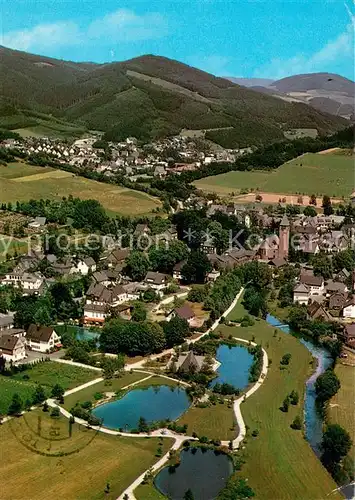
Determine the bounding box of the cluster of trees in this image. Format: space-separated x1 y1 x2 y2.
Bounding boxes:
100 318 166 356
321 424 353 485
248 345 263 383
287 306 343 347
212 382 240 396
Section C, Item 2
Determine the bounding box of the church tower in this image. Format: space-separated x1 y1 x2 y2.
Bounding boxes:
278 215 290 259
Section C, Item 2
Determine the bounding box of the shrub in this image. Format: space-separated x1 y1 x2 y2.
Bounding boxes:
291 416 303 430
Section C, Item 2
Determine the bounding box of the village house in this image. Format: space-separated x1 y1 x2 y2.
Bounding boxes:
307 301 333 321
342 323 355 348
329 292 348 311
0 312 15 332
293 283 310 305
26 325 61 353
2 271 44 293
74 257 96 275
0 334 26 362
28 216 46 230
343 296 355 319
300 271 324 295
106 248 131 269
173 261 186 280
168 304 196 326
144 272 168 294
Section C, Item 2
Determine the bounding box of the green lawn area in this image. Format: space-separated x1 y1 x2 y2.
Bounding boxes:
194 152 354 198
0 162 161 216
63 372 177 410
0 234 29 261
135 484 166 500
0 409 173 499
11 361 98 391
0 376 39 414
177 402 236 441
329 362 355 459
217 302 341 499
0 362 98 414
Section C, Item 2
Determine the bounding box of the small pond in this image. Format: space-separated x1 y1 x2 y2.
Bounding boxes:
154 448 233 500
210 344 254 390
92 385 190 430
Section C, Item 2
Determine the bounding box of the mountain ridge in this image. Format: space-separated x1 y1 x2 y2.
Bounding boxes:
0 46 349 147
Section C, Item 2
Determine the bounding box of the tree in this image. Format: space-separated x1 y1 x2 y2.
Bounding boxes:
280 395 290 412
131 301 147 322
218 478 255 499
50 406 60 418
309 194 317 206
289 390 299 405
8 393 23 415
138 416 149 432
280 353 292 366
312 254 333 279
163 315 189 347
303 206 317 217
315 370 340 404
32 385 46 405
124 251 149 281
184 489 195 500
100 354 124 378
242 287 267 317
51 384 65 402
321 424 352 476
181 251 212 284
291 415 303 430
322 195 333 215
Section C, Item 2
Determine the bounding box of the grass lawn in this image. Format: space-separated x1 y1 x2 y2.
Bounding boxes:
194 152 354 198
11 361 98 390
135 484 166 500
0 162 161 216
217 302 341 499
177 402 236 441
0 234 28 260
63 372 177 410
0 410 173 499
0 362 98 414
329 362 355 459
0 376 39 414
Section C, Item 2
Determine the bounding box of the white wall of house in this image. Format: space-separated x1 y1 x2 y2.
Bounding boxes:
27 331 61 352
343 305 355 319
293 293 309 305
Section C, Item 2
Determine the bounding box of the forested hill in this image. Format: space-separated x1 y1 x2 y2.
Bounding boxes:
0 46 348 146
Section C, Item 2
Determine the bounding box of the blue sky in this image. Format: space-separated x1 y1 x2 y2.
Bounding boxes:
1 0 354 80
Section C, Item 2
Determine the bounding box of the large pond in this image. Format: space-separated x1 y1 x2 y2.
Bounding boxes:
210 344 254 390
92 385 190 430
154 448 233 500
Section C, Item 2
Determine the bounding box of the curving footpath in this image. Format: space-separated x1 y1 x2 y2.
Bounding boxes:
221 338 268 449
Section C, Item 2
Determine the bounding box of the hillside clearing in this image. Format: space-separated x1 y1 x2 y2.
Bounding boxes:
194 152 354 198
0 162 161 216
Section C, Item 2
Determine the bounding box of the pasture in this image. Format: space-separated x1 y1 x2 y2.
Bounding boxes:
0 162 161 216
329 362 355 459
213 303 341 499
0 410 172 499
194 152 354 199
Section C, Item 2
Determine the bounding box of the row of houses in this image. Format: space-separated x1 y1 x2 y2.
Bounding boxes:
0 324 61 362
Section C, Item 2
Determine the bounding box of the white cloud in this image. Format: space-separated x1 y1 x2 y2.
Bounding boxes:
1 22 80 52
88 9 168 41
254 23 354 79
1 9 168 53
187 55 231 75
